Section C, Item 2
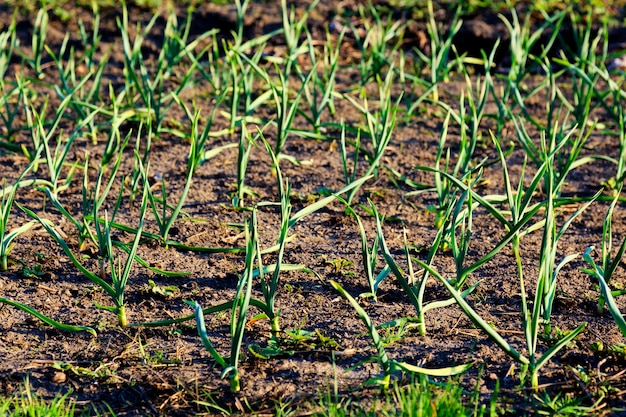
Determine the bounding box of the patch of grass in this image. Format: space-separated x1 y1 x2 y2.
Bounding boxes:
305 375 491 416
0 378 77 417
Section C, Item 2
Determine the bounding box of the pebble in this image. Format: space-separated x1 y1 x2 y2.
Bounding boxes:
609 56 626 70
52 372 66 384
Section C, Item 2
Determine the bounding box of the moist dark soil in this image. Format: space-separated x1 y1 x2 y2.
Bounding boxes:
1 1 626 416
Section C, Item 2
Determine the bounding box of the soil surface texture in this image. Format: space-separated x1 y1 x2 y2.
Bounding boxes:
1 1 626 416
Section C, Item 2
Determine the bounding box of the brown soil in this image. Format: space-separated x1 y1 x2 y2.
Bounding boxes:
1 1 626 416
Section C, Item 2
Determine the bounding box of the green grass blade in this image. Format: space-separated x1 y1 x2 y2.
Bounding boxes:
393 361 472 377
19 204 116 298
114 178 149 305
252 263 318 279
2 220 38 256
411 258 529 365
0 297 96 336
590 258 626 337
289 175 373 227
133 298 272 328
534 323 587 372
421 281 481 314
417 166 513 227
330 280 392 383
85 215 245 253
604 227 626 282
186 300 227 369
375 207 421 313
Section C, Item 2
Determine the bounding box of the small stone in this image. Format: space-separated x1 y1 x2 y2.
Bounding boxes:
488 373 498 381
609 56 626 71
52 372 66 384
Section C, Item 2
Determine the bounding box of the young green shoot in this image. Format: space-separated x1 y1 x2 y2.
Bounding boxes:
117 2 216 134
232 121 260 209
0 17 19 146
301 26 344 133
0 13 16 80
330 279 471 390
21 165 150 328
372 200 479 336
583 247 626 337
24 7 48 76
348 2 405 85
493 5 566 134
139 105 203 246
346 206 388 301
343 66 402 205
0 162 39 271
190 213 258 392
411 0 462 102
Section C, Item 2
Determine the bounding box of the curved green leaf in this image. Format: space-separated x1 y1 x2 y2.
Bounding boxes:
393 361 472 377
0 297 96 336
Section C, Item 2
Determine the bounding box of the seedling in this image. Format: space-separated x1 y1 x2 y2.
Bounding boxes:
22 161 150 328
344 205 389 300
116 2 216 134
583 247 626 337
190 215 258 393
331 280 471 390
301 27 343 133
410 0 462 102
24 7 48 76
142 280 180 299
0 164 41 271
342 66 402 205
